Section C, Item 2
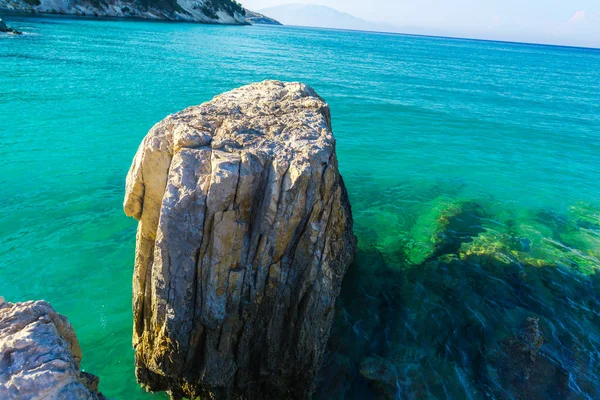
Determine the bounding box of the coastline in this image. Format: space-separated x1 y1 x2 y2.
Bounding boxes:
3 11 252 24
0 0 247 25
0 10 253 25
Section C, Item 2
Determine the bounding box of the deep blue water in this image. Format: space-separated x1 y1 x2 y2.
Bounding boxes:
1 14 599 399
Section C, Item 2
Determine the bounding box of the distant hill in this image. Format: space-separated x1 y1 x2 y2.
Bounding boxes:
244 9 282 25
258 3 397 32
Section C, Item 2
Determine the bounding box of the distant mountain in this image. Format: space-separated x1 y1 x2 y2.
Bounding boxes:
258 3 397 32
0 0 247 24
244 9 282 25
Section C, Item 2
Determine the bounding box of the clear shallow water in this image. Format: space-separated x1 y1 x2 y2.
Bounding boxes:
1 15 600 399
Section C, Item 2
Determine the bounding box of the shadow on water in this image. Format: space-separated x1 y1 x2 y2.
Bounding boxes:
315 186 600 400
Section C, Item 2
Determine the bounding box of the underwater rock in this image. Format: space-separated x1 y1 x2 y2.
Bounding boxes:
569 202 600 230
405 197 485 264
315 248 392 399
124 80 356 399
0 299 106 400
317 195 600 399
358 357 399 399
492 317 569 399
460 205 600 274
357 353 467 399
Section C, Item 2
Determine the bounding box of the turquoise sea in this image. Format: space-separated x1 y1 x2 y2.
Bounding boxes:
1 15 600 399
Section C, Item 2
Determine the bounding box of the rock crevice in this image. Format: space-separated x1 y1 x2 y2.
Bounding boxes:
124 80 356 399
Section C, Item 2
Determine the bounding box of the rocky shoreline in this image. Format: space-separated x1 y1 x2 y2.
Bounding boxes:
0 0 247 24
0 0 283 25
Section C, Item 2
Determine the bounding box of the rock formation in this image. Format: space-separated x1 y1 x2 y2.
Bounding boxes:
0 298 106 400
0 0 246 24
124 80 356 399
0 19 22 34
492 317 571 400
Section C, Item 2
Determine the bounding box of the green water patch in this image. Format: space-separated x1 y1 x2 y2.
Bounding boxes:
316 190 600 399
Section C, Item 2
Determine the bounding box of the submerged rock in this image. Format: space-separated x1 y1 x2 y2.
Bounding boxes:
0 299 106 400
459 205 600 274
405 197 485 264
317 194 600 399
124 80 356 399
490 317 570 400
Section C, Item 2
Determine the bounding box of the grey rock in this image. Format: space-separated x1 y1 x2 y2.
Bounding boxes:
0 300 106 400
124 80 356 399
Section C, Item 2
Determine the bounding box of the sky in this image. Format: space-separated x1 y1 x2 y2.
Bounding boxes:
242 0 600 48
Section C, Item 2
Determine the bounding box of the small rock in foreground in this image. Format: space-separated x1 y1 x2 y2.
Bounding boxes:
0 299 106 400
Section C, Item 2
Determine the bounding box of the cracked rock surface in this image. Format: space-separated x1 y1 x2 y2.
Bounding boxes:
0 298 106 400
124 80 356 399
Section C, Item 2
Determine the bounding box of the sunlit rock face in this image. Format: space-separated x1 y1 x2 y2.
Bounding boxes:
124 80 356 400
0 299 106 400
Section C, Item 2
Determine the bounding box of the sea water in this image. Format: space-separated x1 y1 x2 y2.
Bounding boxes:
1 15 599 399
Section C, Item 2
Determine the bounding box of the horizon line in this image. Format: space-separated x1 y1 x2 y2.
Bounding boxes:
255 23 600 51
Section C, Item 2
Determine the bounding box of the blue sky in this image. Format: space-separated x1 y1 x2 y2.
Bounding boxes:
243 0 600 47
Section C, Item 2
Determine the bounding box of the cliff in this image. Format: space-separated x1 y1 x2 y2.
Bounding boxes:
124 80 356 399
0 298 106 400
0 0 246 24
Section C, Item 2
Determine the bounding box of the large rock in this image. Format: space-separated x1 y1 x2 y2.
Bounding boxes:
124 80 356 399
0 298 106 400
